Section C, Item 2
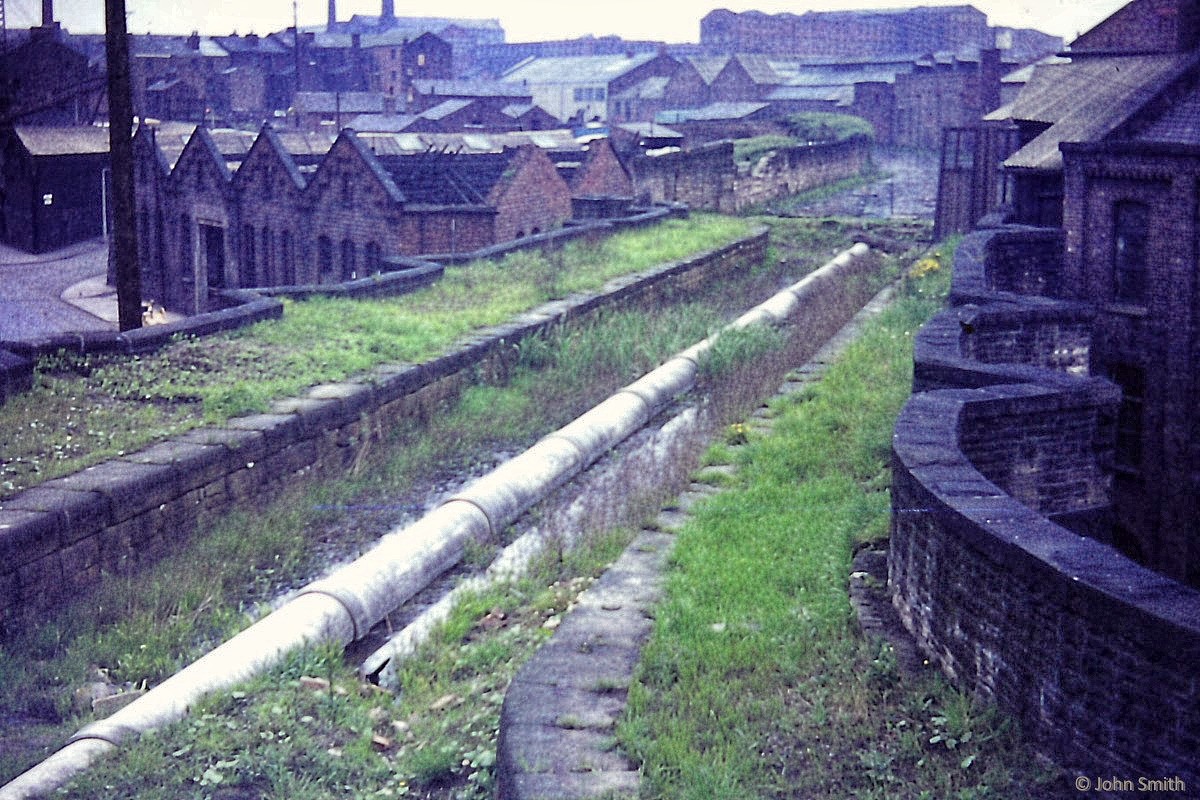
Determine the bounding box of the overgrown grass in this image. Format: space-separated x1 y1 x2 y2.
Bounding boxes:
0 215 752 499
785 111 876 143
1 217 932 786
733 135 804 166
55 530 635 800
619 247 1074 798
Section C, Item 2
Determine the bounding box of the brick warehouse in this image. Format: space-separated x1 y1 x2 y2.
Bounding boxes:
894 0 1200 781
134 124 575 315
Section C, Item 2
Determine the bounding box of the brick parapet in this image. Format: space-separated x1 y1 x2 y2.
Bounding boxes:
891 386 1200 786
0 228 769 637
894 224 1200 786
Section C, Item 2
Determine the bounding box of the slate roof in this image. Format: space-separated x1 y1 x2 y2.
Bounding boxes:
374 147 523 206
211 35 290 55
503 53 659 84
687 57 729 85
613 122 683 139
995 52 1200 170
11 125 111 156
736 54 781 85
133 35 228 58
355 130 581 157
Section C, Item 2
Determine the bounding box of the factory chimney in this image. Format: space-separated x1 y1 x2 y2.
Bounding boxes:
382 0 394 20
327 0 336 31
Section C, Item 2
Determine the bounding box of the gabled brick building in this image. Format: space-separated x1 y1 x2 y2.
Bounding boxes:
135 125 575 313
929 0 1200 583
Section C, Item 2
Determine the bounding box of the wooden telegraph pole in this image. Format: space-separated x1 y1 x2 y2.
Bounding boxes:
104 0 141 331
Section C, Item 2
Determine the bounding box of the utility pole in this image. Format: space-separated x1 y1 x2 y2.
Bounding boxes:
105 0 141 331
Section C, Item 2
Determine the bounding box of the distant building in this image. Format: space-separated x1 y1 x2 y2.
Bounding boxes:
701 5 994 58
502 53 681 123
0 23 105 126
0 125 110 253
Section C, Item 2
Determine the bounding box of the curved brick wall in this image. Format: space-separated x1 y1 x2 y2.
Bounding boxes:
891 228 1200 785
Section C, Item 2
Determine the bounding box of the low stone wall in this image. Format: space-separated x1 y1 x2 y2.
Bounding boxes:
732 136 871 212
628 139 870 215
891 227 1200 787
0 207 686 410
0 229 769 638
0 349 34 405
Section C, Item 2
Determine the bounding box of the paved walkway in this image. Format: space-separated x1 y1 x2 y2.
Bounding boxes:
0 239 116 340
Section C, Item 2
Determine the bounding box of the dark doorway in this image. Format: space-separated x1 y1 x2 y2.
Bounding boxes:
201 224 226 289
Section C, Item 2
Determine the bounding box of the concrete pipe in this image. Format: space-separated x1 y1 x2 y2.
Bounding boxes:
1 242 876 799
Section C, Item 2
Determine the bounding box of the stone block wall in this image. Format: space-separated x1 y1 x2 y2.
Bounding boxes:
629 137 870 214
0 229 769 637
731 137 870 212
891 226 1200 786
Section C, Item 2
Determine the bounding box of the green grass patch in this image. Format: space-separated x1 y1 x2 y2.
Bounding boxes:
733 135 804 165
785 111 876 143
619 245 1072 798
53 532 634 800
0 215 752 499
0 217 933 786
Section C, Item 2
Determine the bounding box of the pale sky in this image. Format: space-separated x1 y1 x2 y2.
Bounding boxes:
6 0 1129 44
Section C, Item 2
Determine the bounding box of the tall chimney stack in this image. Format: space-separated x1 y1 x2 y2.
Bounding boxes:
327 0 336 31
42 0 53 26
382 0 395 20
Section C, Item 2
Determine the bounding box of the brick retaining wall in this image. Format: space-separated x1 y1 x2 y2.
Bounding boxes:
0 230 768 637
891 227 1200 787
732 137 871 212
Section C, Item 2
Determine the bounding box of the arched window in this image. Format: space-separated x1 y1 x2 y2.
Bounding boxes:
318 235 335 283
1113 200 1149 304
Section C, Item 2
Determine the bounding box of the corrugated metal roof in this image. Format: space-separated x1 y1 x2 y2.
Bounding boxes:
1001 52 1199 170
13 126 111 156
687 56 728 85
768 85 854 104
735 54 780 85
502 53 658 84
656 102 770 123
420 99 473 120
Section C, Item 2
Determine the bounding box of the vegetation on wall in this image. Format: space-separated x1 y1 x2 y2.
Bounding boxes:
786 111 876 143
